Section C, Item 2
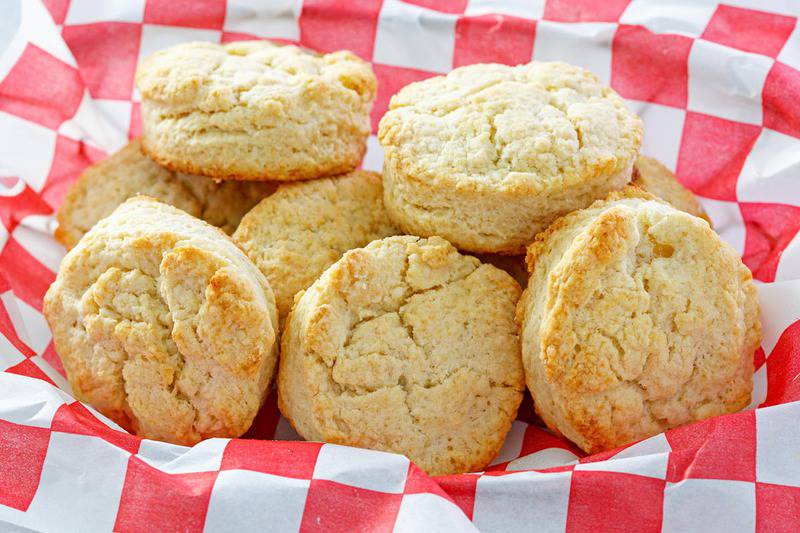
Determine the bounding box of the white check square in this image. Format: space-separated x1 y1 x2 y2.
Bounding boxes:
698 198 745 255
757 403 800 487
736 128 800 206
65 0 146 25
534 21 615 84
205 470 309 532
688 39 774 125
474 470 571 533
224 0 302 41
373 0 457 74
0 111 56 193
23 433 130 532
465 0 545 19
138 24 221 64
631 101 686 172
313 443 409 493
662 479 755 533
620 0 718 38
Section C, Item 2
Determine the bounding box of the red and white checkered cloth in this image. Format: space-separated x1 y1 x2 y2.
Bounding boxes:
2 1 800 531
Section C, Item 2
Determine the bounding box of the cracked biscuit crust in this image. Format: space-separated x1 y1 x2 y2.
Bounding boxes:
278 236 524 475
378 61 643 254
632 155 710 224
136 41 377 181
516 188 761 454
44 197 279 445
55 139 277 249
233 170 399 320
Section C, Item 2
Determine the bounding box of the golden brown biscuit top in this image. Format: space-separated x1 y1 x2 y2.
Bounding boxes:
378 61 642 194
282 236 525 474
44 197 279 445
136 41 376 113
518 189 760 452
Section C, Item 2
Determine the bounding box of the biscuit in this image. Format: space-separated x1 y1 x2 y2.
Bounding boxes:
278 236 524 475
136 41 377 181
44 197 280 445
55 140 276 249
516 188 761 453
233 171 399 319
379 61 643 254
632 155 710 223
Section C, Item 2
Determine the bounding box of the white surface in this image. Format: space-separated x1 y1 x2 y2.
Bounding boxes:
313 444 409 494
373 0 457 74
688 39 773 125
0 111 56 193
698 198 746 254
473 470 572 533
465 0 546 19
534 22 615 84
22 433 130 532
224 0 302 40
737 128 800 206
205 470 310 532
662 479 756 533
64 0 146 25
394 493 479 533
756 402 800 487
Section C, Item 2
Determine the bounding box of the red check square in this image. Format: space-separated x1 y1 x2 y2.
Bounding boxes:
299 0 383 60
129 102 142 138
0 239 55 310
114 456 218 533
4 359 56 385
41 341 66 377
756 482 800 532
453 14 535 68
702 5 796 58
740 202 800 282
611 24 692 108
762 320 800 406
544 0 630 23
755 347 766 371
42 0 70 25
144 0 226 30
52 403 141 454
566 471 665 533
0 181 52 233
403 0 467 15
41 135 101 209
764 62 800 139
435 473 479 520
675 112 761 201
0 295 35 358
0 44 83 130
221 439 322 479
405 463 452 499
520 424 583 459
0 418 50 511
300 479 403 533
666 410 756 482
62 22 142 100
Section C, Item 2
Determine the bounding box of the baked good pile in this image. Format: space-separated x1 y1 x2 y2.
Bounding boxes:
44 40 761 476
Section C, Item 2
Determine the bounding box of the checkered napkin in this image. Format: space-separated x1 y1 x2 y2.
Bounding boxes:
1 1 800 531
